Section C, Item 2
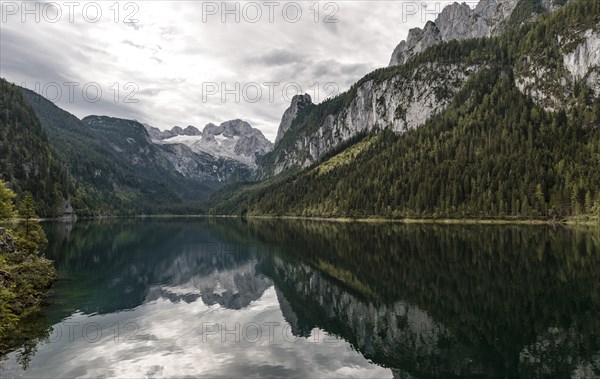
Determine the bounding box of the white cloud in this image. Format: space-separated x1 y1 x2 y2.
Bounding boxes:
2 287 392 378
0 1 442 141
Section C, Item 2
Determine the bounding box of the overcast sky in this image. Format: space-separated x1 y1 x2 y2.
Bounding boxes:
0 1 456 141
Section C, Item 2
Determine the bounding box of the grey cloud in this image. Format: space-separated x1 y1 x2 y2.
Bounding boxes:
0 1 427 140
139 88 163 97
308 60 373 85
249 48 306 66
122 40 146 49
126 22 142 31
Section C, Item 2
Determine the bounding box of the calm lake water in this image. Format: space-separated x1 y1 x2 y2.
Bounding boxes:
1 218 599 378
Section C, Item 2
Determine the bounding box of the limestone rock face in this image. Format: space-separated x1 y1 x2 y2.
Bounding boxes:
144 123 176 140
156 119 273 167
515 29 600 110
436 2 473 41
275 94 313 144
389 0 521 67
272 63 481 174
390 22 442 66
563 30 600 79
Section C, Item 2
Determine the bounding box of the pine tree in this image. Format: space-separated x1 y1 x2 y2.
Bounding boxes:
16 192 47 254
584 190 593 214
0 180 16 220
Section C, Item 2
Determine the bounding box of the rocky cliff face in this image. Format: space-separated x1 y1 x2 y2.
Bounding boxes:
271 63 480 174
515 27 600 110
150 119 273 167
389 0 522 66
564 29 600 92
389 21 443 66
275 94 313 144
146 124 202 140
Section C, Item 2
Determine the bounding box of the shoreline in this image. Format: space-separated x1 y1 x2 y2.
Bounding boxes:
37 214 600 226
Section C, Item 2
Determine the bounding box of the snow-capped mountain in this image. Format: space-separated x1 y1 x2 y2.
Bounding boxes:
146 119 273 167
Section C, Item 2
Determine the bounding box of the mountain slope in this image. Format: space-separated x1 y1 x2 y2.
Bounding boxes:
81 116 252 200
211 0 600 219
263 0 598 178
0 79 74 216
19 89 183 215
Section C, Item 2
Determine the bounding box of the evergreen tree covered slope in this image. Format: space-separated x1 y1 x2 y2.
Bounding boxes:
211 0 600 219
19 88 184 215
0 79 75 217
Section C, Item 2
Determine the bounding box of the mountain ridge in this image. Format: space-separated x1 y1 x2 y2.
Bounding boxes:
256 0 598 178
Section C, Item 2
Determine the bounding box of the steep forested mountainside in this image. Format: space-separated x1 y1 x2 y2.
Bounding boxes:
260 0 599 177
0 79 75 216
20 89 181 215
211 0 600 219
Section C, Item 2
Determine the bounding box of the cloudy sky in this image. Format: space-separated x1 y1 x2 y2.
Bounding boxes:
1 1 454 141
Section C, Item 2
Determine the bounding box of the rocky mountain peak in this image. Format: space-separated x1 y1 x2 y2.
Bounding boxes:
390 0 527 66
390 21 442 66
182 125 201 136
154 119 273 167
275 94 313 144
214 119 254 137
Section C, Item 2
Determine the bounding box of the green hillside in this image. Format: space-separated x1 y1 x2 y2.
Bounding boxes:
0 79 75 216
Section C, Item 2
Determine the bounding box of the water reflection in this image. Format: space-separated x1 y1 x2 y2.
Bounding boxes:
1 219 599 378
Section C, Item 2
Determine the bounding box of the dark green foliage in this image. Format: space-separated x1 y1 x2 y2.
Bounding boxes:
507 0 544 29
0 79 74 217
0 181 55 339
0 180 16 220
15 193 48 255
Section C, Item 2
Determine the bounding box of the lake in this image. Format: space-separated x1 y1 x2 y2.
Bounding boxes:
1 218 599 378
